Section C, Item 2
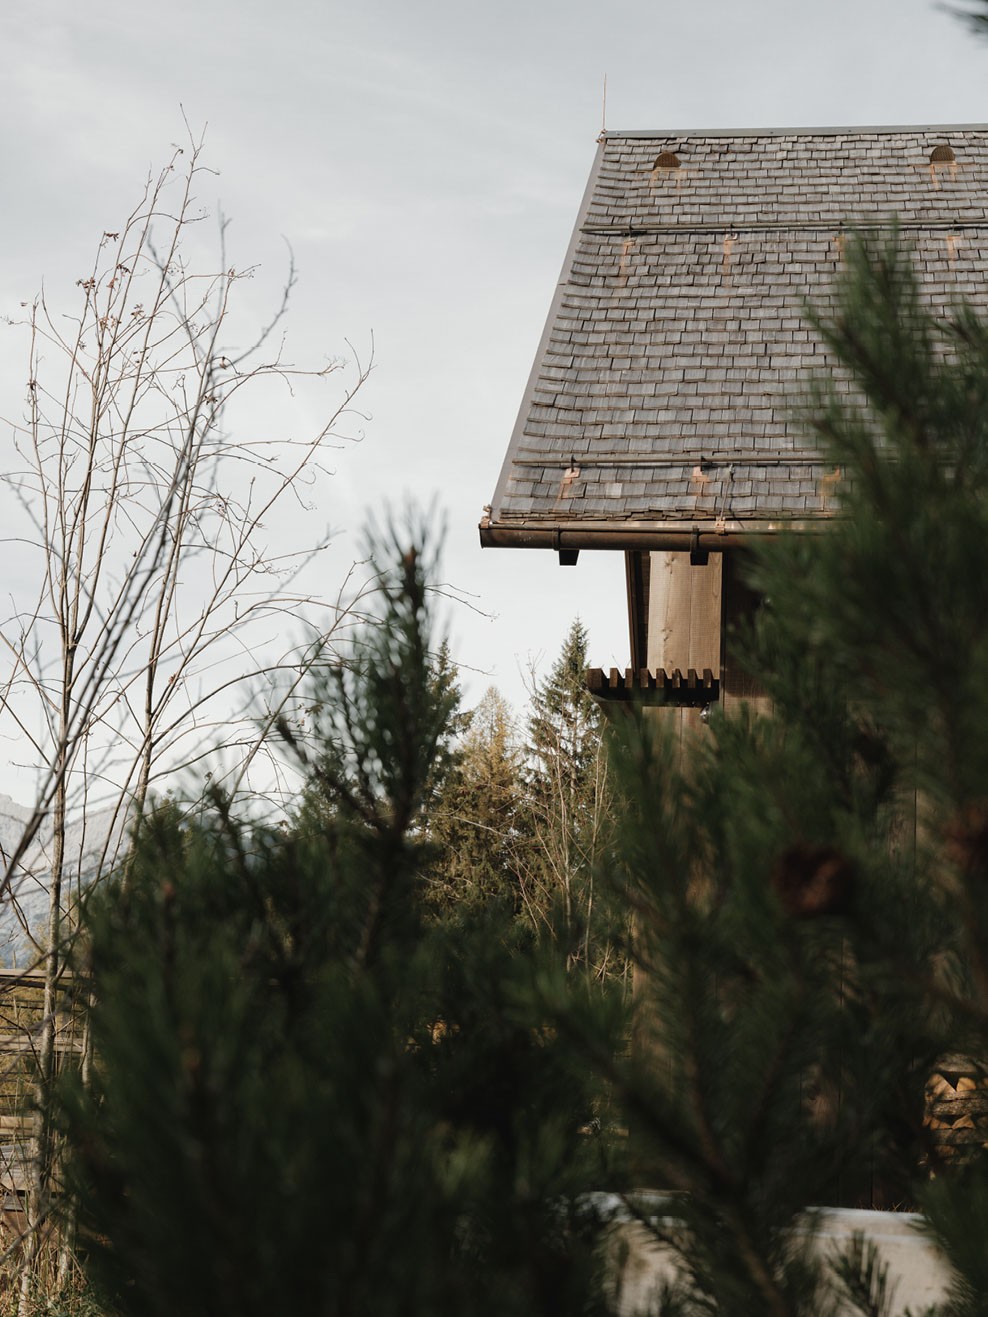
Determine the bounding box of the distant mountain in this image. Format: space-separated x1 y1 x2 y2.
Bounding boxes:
0 795 126 968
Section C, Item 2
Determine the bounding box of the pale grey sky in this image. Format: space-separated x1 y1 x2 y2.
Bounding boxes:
1 0 987 779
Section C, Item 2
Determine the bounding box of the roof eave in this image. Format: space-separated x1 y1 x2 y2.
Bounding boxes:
479 516 832 552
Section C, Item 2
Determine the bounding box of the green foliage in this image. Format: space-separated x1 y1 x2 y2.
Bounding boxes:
424 623 626 987
427 686 528 912
551 233 988 1311
830 1234 896 1317
528 620 603 797
55 528 620 1317
954 2 988 37
523 621 625 982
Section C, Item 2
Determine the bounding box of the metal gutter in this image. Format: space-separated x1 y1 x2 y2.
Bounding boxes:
479 517 831 552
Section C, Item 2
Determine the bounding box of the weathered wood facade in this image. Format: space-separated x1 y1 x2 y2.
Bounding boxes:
0 972 81 1236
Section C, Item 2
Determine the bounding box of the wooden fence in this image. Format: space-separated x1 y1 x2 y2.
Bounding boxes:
0 972 82 1229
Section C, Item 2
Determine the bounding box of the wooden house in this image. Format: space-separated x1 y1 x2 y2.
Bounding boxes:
480 125 988 729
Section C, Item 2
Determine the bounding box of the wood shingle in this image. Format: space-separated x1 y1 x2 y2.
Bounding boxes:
481 125 988 552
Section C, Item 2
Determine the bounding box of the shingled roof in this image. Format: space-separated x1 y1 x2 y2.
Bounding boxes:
481 125 988 552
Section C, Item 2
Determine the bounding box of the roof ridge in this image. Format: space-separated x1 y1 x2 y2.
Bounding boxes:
602 124 988 139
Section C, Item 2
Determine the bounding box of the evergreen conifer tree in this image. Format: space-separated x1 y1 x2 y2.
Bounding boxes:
524 621 623 982
427 685 527 912
560 234 988 1313
54 528 621 1317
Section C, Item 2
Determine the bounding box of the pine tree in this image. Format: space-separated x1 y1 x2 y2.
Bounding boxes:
419 638 472 817
53 526 620 1317
961 0 988 36
560 234 988 1313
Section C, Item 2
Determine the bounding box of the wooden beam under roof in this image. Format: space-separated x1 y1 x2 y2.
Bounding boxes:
586 666 719 706
625 550 649 674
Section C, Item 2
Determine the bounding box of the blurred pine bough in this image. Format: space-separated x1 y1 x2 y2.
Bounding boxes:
561 233 988 1313
52 524 625 1317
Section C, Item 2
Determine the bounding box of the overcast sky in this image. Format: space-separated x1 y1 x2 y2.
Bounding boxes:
1 0 987 782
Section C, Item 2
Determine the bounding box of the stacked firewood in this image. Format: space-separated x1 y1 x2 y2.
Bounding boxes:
926 1056 988 1160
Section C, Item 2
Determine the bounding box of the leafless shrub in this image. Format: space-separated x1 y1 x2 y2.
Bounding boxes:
0 130 373 1308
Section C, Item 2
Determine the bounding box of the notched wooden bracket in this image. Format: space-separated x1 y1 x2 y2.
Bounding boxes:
586 666 720 706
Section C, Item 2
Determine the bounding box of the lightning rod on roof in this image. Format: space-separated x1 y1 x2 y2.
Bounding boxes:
601 74 607 137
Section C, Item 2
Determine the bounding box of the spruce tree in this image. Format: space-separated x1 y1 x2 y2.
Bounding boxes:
524 621 623 982
427 685 527 913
